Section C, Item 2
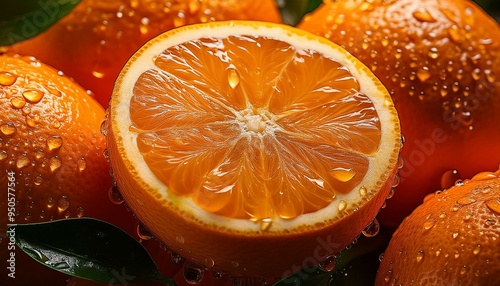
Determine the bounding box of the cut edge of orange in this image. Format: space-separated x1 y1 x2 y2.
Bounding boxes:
108 20 401 234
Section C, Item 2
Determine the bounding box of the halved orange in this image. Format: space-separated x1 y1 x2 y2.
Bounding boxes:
106 21 401 280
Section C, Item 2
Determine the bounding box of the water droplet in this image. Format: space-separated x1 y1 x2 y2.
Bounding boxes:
428 47 439 59
417 67 431 82
47 136 63 151
416 250 424 263
174 12 186 27
338 200 347 211
435 248 442 256
227 67 240 89
49 156 62 172
16 154 30 169
231 261 239 268
34 175 43 186
1 122 17 135
485 199 500 215
204 257 215 268
460 265 468 275
452 203 461 212
176 234 185 244
379 253 385 262
22 90 44 103
10 97 26 109
137 224 153 240
108 186 124 205
439 212 447 219
464 213 472 221
183 262 204 285
485 218 496 226
0 150 7 161
259 217 273 232
473 245 481 255
412 8 436 22
362 218 380 237
452 230 459 239
47 197 55 208
50 261 71 270
0 71 18 85
77 157 86 171
448 25 463 42
76 206 84 218
441 169 461 189
171 252 185 265
423 218 436 230
457 196 476 205
330 168 356 182
318 255 337 272
359 186 367 197
384 270 392 283
57 195 70 212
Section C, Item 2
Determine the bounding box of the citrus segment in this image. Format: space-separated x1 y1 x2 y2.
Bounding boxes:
130 35 380 221
107 21 401 279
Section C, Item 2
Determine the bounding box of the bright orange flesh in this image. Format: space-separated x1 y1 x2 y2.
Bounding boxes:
131 35 381 220
107 21 401 279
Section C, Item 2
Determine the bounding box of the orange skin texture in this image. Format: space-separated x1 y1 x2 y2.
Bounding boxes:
7 0 283 108
0 54 139 285
375 169 500 285
298 0 500 228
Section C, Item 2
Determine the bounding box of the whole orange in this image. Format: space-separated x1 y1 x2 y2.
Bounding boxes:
298 0 500 228
7 0 282 107
376 169 500 285
0 54 137 285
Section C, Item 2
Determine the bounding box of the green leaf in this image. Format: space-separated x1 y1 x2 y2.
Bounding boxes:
0 0 80 46
8 218 175 285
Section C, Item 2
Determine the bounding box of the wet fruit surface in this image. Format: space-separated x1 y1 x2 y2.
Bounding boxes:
7 0 283 107
0 54 138 285
376 169 500 285
298 0 500 228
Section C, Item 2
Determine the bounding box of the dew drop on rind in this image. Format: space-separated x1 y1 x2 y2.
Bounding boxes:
47 135 63 151
362 218 380 237
47 196 55 208
318 255 337 272
440 169 461 189
416 250 424 263
1 122 17 135
76 206 84 218
22 90 44 103
171 252 185 265
412 8 436 22
473 245 481 255
49 156 62 172
10 97 26 109
137 224 154 241
423 218 435 230
57 195 70 212
108 186 125 205
0 71 18 86
485 199 500 215
77 157 87 171
183 262 204 285
16 155 30 169
457 196 476 205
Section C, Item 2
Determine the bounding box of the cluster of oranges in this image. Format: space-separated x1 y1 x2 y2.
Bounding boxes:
1 0 499 285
